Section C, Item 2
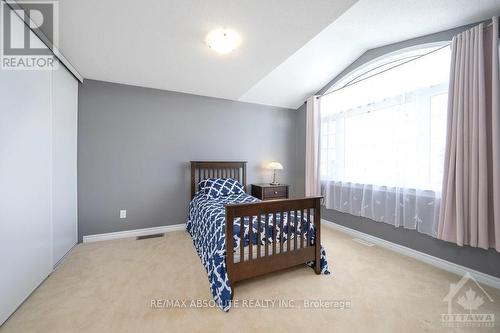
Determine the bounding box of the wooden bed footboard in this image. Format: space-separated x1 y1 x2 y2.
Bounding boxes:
225 196 322 287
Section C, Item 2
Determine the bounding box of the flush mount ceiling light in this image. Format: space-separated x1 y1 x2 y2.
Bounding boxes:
206 28 241 54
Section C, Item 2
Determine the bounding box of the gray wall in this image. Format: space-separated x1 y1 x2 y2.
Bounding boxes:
323 209 500 278
78 79 296 241
295 22 500 277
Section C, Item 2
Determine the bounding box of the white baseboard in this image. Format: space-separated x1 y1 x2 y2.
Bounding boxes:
322 219 500 290
82 224 185 243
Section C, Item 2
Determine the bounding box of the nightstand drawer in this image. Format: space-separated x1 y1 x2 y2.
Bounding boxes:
263 186 287 199
251 184 289 201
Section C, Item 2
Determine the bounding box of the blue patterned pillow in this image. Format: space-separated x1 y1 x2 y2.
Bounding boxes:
199 178 245 198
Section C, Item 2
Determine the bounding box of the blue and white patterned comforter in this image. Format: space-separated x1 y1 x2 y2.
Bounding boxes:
186 191 330 311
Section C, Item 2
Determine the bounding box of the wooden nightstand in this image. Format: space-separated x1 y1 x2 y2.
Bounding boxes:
251 184 289 201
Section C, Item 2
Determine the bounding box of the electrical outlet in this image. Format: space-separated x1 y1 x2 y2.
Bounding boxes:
120 210 127 219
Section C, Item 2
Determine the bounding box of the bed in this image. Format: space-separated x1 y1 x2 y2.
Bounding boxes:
186 161 329 311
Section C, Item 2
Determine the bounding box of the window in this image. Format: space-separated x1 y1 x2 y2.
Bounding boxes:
320 44 451 237
320 44 450 191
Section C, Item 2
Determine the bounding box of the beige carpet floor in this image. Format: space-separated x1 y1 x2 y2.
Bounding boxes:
1 226 499 333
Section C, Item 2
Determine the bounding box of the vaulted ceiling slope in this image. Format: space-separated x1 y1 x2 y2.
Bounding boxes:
240 0 500 108
54 0 500 109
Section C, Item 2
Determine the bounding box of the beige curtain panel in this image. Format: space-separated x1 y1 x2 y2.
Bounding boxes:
305 95 321 196
438 17 500 252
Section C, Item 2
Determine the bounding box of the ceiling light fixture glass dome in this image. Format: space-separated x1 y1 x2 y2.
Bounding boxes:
206 28 241 54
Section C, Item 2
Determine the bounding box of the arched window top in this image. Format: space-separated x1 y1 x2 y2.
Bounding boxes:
322 42 451 115
325 42 451 94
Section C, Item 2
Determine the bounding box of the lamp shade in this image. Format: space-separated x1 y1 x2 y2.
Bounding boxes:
268 161 283 170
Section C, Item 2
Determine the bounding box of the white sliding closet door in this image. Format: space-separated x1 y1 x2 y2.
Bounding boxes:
0 11 78 324
51 61 78 265
0 64 53 324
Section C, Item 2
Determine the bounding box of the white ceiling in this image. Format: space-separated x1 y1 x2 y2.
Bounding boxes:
55 0 356 105
55 0 500 109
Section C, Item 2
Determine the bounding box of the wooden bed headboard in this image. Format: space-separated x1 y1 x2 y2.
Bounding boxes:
190 161 247 199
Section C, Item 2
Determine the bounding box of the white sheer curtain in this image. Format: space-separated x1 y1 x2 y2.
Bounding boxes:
320 45 451 237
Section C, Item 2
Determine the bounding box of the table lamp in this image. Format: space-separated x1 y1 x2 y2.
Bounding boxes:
268 161 283 185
